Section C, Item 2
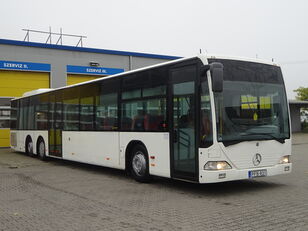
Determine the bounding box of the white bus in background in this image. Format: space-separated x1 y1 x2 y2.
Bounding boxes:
10 55 292 183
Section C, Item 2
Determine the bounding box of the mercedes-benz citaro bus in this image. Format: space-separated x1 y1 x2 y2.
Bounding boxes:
10 55 292 183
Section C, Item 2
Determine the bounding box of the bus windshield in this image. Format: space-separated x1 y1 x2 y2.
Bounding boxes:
209 59 290 145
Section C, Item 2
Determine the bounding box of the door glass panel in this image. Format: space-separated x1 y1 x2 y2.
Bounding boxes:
55 94 63 156
173 81 196 174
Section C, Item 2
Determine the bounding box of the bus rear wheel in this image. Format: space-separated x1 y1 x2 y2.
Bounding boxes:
25 137 34 157
130 145 151 183
37 139 47 161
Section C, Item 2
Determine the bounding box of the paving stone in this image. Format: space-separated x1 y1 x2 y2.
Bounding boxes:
0 133 307 230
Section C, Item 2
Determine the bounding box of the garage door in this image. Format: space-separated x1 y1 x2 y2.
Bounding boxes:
0 70 49 147
0 70 49 97
0 129 10 147
67 74 103 86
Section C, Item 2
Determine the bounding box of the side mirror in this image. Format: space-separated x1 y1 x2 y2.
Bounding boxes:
210 62 223 92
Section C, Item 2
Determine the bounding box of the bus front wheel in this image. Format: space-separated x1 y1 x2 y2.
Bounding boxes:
130 145 151 183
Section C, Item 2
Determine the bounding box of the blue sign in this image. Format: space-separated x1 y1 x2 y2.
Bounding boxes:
0 60 51 72
67 65 124 76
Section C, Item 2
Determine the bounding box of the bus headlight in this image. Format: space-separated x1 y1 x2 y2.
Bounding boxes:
279 155 290 164
204 161 232 170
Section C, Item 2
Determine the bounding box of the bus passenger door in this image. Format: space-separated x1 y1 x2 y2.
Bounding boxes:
170 65 198 181
48 93 63 157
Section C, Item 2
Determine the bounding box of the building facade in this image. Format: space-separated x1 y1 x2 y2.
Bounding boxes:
0 39 180 147
289 100 308 132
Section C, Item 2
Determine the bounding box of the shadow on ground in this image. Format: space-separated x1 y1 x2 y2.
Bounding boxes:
11 150 286 197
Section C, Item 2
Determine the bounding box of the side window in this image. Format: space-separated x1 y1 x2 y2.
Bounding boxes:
21 98 29 130
35 94 49 130
95 80 119 131
200 77 213 148
63 88 80 131
80 84 97 131
121 85 167 131
10 101 18 130
28 97 37 130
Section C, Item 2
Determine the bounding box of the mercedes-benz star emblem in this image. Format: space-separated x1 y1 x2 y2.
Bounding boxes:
252 153 262 166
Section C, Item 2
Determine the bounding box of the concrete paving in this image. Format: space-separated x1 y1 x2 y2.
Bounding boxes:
0 133 307 230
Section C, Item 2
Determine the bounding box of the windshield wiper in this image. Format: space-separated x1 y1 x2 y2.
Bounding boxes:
221 132 286 147
242 132 285 144
222 140 243 147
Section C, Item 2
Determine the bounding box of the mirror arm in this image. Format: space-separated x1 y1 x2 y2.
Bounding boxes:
209 62 224 92
201 65 210 76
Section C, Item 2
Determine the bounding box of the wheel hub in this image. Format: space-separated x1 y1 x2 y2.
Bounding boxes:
132 152 146 176
28 142 33 153
39 142 45 157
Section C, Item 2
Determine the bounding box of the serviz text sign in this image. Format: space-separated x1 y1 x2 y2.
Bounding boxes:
67 65 124 76
0 60 51 72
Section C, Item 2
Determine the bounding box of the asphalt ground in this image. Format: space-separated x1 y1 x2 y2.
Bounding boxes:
0 133 307 231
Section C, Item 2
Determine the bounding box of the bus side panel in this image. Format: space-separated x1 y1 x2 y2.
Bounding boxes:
10 130 18 151
16 130 26 152
120 132 170 178
13 130 30 152
62 131 122 169
11 130 48 155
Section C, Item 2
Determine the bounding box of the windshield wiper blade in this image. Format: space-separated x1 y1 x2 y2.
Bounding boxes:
222 140 243 147
243 132 285 144
222 133 286 147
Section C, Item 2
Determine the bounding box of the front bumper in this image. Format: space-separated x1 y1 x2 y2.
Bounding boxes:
199 163 292 183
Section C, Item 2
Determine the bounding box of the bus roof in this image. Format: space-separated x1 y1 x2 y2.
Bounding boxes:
207 54 279 67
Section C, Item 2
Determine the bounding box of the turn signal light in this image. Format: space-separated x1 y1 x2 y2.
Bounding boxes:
279 155 290 164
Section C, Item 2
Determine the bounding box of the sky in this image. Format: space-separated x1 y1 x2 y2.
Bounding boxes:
0 0 307 99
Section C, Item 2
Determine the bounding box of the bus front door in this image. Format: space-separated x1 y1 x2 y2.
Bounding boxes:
48 94 63 158
170 66 198 182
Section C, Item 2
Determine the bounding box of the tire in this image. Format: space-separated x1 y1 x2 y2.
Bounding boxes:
25 138 34 157
130 145 151 183
37 139 47 161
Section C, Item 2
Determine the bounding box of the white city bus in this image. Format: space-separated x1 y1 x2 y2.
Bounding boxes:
10 55 292 183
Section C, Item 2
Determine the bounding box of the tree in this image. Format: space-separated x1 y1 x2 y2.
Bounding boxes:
294 87 308 101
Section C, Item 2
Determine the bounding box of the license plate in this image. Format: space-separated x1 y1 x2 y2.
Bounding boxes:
248 169 267 178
